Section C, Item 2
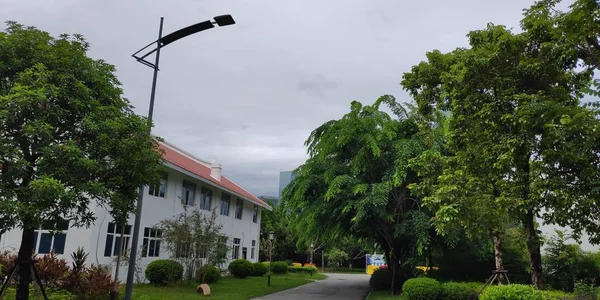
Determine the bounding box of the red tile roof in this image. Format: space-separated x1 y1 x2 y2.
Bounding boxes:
158 141 271 210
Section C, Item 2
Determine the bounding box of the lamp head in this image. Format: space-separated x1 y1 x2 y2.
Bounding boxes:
213 14 236 27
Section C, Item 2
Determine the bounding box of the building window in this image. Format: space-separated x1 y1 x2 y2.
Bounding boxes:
33 220 69 254
252 205 259 223
200 187 212 211
182 180 196 206
251 240 256 259
235 199 243 220
232 238 240 259
104 222 132 257
220 194 230 216
142 228 162 258
149 172 168 197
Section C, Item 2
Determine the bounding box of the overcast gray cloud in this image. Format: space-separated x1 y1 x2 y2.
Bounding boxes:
1 0 545 197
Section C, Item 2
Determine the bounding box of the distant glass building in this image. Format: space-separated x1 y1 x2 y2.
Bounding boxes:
278 170 297 200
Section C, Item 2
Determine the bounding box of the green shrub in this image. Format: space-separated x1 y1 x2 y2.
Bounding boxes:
574 282 598 300
195 265 221 284
288 266 318 274
442 282 482 300
402 277 442 300
479 284 542 300
228 259 254 278
539 290 575 299
305 266 318 274
369 268 410 292
252 262 268 276
327 267 364 273
271 261 289 274
145 259 183 286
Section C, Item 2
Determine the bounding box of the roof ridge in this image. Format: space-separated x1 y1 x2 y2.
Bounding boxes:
221 174 265 205
160 139 212 167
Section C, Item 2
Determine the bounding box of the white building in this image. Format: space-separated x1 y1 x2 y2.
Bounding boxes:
0 141 272 281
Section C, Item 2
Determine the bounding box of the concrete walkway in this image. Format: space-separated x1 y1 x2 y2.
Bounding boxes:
252 273 370 300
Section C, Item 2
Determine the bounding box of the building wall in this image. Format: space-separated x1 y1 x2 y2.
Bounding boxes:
0 167 263 282
278 170 296 199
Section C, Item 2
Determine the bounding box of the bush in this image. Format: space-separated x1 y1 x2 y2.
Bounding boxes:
228 259 254 278
288 266 318 274
369 268 410 292
327 267 364 273
36 250 70 290
252 262 268 276
544 231 600 292
574 282 598 300
78 264 114 300
441 282 481 300
402 277 442 300
195 265 221 284
145 259 184 286
271 261 289 274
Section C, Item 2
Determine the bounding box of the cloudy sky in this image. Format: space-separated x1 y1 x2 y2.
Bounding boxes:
1 0 550 197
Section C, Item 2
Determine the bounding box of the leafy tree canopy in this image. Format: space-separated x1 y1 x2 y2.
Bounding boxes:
0 21 164 299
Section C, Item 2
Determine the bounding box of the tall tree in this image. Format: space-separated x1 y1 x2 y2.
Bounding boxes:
283 96 436 294
0 22 163 299
402 18 600 289
409 112 514 279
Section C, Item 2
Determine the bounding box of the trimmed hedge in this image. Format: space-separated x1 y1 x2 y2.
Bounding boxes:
271 261 289 274
480 284 576 300
369 268 410 291
441 282 481 300
145 259 183 286
252 262 269 276
228 259 254 278
402 277 442 300
289 266 318 274
195 265 221 284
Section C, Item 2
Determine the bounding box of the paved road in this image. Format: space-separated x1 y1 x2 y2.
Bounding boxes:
253 273 370 300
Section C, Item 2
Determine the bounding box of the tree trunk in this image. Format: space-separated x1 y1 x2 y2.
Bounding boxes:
390 257 396 296
525 210 543 289
321 251 324 273
113 225 125 296
492 230 508 284
16 228 34 300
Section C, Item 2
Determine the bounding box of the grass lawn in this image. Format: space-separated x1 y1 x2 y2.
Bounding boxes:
125 273 327 300
366 291 406 300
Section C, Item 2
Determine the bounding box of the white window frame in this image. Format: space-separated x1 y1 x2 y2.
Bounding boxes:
235 199 243 220
220 193 231 216
200 187 212 211
33 220 69 255
149 172 168 198
252 205 259 223
104 222 132 257
232 238 240 259
182 179 196 206
251 240 256 259
142 227 162 258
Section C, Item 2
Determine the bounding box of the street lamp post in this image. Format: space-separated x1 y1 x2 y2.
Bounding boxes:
268 232 274 287
124 15 236 300
310 243 314 277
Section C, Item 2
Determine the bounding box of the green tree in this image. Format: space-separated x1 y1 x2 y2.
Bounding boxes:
283 96 437 294
0 22 163 299
259 202 298 262
401 18 600 289
160 206 229 280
